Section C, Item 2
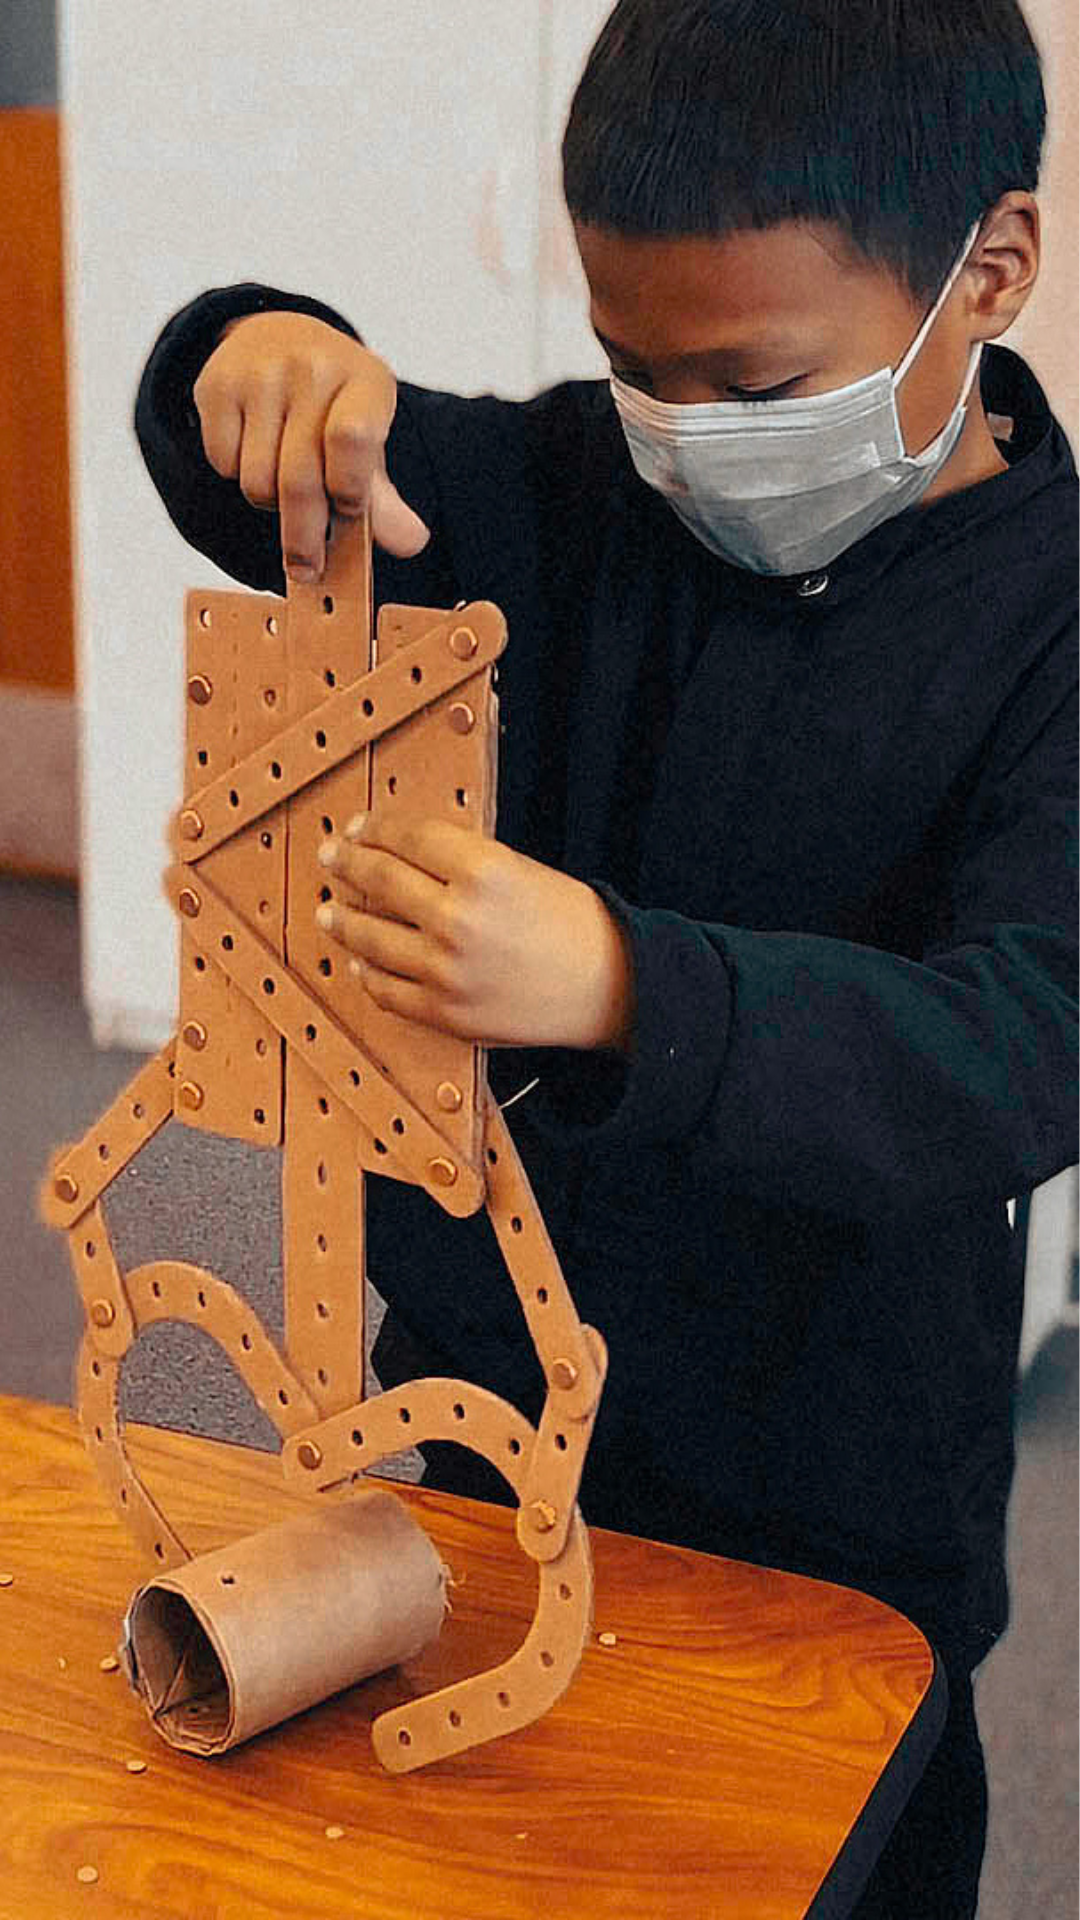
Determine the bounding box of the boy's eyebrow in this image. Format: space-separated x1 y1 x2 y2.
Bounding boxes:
591 323 812 370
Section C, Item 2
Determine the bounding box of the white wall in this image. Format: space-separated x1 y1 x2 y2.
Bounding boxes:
1008 0 1079 451
61 0 551 1046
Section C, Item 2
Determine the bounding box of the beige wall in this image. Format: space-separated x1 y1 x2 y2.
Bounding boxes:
1010 0 1079 451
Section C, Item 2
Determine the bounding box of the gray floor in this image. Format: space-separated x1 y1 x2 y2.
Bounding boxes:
2 873 1076 1914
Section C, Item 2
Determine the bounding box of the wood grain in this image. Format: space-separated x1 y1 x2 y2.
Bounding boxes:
0 1392 938 1919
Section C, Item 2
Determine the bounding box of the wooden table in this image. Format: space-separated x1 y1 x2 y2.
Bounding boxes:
0 1392 944 1919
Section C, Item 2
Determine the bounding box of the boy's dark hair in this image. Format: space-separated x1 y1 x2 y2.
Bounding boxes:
562 0 1046 304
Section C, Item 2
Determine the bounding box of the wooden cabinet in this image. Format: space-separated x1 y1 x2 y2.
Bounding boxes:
0 107 77 876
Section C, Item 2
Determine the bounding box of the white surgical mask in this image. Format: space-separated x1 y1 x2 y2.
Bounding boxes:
611 221 984 577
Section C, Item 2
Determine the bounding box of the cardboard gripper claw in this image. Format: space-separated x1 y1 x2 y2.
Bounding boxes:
39 513 608 1772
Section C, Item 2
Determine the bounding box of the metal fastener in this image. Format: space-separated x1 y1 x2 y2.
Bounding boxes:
99 1654 120 1673
54 1172 80 1204
90 1300 116 1329
298 1441 323 1471
551 1358 578 1391
186 674 213 705
448 702 475 735
178 1081 205 1112
528 1500 558 1533
177 887 201 919
427 1157 458 1188
181 1021 208 1052
179 809 204 842
449 625 478 660
436 1081 463 1113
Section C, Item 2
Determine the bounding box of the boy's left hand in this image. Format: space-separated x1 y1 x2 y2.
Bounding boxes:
317 814 634 1052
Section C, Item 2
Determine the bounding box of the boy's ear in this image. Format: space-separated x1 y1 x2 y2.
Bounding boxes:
967 191 1040 341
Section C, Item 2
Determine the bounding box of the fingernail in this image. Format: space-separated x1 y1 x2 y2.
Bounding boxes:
343 813 368 842
317 839 339 868
315 904 334 932
286 556 319 583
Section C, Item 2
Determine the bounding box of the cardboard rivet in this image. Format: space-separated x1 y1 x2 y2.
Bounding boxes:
324 1826 345 1841
598 1631 618 1648
179 809 204 842
0 1574 13 1588
436 1081 463 1113
76 1866 99 1885
551 1358 578 1391
182 1020 208 1052
99 1655 120 1673
448 702 475 735
89 1300 116 1329
427 1157 458 1188
186 674 213 706
449 625 478 660
528 1501 558 1533
54 1172 79 1204
178 887 201 919
178 1081 205 1112
125 1759 148 1774
298 1441 323 1471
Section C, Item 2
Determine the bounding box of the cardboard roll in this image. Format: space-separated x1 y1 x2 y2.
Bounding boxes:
120 1491 447 1755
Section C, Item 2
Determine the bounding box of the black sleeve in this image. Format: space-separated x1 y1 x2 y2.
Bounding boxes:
132 282 454 605
528 624 1079 1222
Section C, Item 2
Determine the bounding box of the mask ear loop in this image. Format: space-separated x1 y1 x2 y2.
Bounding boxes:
894 218 984 388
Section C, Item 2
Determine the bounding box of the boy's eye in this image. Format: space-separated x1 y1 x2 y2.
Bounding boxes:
612 365 653 393
726 377 805 401
611 365 807 402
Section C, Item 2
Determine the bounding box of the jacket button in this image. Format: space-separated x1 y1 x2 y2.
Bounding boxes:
796 571 830 598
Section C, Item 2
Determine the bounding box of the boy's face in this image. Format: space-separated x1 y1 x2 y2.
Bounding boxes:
574 218 994 486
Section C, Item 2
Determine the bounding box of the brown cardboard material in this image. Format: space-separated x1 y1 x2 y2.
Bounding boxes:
41 512 608 1770
121 1490 447 1755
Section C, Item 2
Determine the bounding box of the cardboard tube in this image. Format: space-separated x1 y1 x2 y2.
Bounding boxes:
120 1490 447 1754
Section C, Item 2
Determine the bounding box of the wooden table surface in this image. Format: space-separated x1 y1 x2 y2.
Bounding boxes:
0 1392 944 1920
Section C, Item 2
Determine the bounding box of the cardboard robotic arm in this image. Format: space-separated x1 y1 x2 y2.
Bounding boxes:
40 515 607 1772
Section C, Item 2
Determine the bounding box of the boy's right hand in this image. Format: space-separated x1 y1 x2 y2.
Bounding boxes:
192 311 431 583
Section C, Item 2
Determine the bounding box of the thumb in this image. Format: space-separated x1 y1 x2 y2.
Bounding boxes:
369 464 431 558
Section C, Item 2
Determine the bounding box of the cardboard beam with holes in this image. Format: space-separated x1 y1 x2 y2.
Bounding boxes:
40 516 608 1773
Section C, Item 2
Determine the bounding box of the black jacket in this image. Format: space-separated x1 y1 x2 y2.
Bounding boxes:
135 285 1078 1670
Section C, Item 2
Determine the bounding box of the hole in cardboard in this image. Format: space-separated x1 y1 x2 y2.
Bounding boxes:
125 1588 230 1748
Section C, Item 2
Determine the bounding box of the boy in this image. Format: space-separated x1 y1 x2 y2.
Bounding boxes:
134 2 1077 1911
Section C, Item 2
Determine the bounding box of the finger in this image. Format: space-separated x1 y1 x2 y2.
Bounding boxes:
341 810 478 886
322 375 391 513
276 401 332 580
351 960 456 1033
321 373 429 548
318 835 448 925
237 399 286 511
195 387 243 481
316 901 437 984
369 466 431 557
